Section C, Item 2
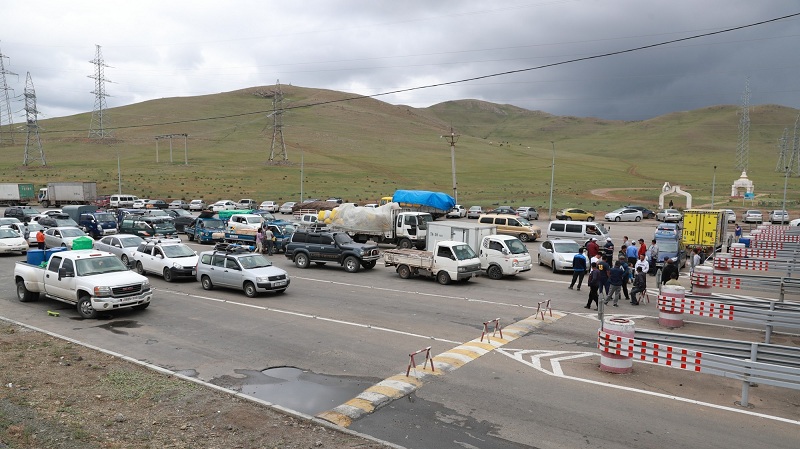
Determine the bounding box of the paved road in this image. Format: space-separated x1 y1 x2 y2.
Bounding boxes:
1 219 798 448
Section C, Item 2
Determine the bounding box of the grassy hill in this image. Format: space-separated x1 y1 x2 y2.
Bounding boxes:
0 85 797 213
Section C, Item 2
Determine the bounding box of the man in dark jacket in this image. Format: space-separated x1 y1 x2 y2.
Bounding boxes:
661 256 679 285
569 248 588 290
630 266 647 305
604 261 625 307
584 262 600 310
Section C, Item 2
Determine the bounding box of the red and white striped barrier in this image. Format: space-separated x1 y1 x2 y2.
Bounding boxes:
658 285 686 327
691 268 742 292
750 241 790 250
597 318 635 374
713 257 769 271
750 234 800 243
730 247 777 259
657 295 735 321
598 332 704 372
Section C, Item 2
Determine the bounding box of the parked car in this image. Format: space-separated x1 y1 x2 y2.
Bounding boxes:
723 209 736 223
537 238 581 273
132 199 149 209
604 208 643 222
284 229 380 272
467 206 483 219
168 200 188 209
145 199 168 209
0 217 21 226
188 199 207 211
210 200 237 211
478 214 541 242
279 202 297 214
556 208 594 221
516 206 539 220
789 218 800 226
656 209 683 222
0 227 28 254
258 201 278 212
197 247 290 297
37 213 79 229
487 206 516 215
237 199 258 210
43 226 90 249
624 205 655 219
132 240 198 282
93 234 145 266
743 210 763 224
4 206 41 223
164 208 195 233
2 221 44 245
118 216 178 239
769 210 789 224
446 205 467 218
94 195 111 208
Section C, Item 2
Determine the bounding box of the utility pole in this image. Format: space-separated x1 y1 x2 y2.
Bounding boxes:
0 45 17 145
442 127 459 204
549 141 556 220
22 72 45 166
88 44 113 139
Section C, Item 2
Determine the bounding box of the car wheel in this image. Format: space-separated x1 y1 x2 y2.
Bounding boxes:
635 216 641 222
162 268 173 282
294 253 309 269
201 275 213 290
487 265 503 280
77 295 97 319
121 254 129 267
16 280 38 302
588 216 594 221
519 233 530 242
188 233 194 241
135 261 145 275
552 261 558 273
437 271 451 285
538 255 543 266
614 217 621 222
343 256 360 273
398 264 411 279
243 281 257 298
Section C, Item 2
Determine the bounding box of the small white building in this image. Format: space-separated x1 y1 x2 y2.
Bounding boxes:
730 171 754 197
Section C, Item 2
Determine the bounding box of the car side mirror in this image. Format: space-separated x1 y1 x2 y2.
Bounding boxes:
157 254 164 259
502 248 510 255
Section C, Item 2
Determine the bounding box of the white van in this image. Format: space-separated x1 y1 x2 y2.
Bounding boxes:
110 194 139 208
546 220 609 242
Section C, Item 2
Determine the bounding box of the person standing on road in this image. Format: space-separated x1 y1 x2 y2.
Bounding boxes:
605 260 625 307
734 223 742 240
626 242 638 266
629 266 647 305
661 256 679 285
603 237 615 260
263 226 275 256
569 248 588 290
690 247 701 273
585 262 600 310
255 228 264 254
622 235 631 248
36 229 45 250
637 238 647 260
599 255 612 298
586 238 600 259
634 253 650 275
649 239 659 274
619 255 631 301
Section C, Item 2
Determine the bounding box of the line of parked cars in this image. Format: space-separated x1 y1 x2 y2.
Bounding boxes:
451 205 539 220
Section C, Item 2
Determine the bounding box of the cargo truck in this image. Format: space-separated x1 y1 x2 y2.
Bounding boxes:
682 209 725 253
0 183 36 206
390 189 455 220
62 205 118 239
426 221 533 279
322 203 432 249
38 182 97 208
383 240 482 284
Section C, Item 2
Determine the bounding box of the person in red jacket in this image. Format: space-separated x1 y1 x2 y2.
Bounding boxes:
586 238 600 259
36 229 45 250
637 238 647 259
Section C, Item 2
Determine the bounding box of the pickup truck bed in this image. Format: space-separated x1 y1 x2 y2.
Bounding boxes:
383 248 434 270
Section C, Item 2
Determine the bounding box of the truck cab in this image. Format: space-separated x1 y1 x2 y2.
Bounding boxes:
186 217 226 243
479 235 532 279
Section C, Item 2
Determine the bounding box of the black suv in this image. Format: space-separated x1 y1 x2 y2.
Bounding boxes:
284 230 380 273
4 206 41 223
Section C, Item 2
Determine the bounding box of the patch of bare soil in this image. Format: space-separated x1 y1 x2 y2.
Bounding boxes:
0 323 388 449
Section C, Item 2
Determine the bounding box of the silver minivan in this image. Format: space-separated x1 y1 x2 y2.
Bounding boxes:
546 220 609 242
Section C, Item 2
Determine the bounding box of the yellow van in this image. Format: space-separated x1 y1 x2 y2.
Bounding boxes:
478 214 542 242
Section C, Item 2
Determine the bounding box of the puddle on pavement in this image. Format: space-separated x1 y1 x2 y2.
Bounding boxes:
95 320 141 335
219 367 376 416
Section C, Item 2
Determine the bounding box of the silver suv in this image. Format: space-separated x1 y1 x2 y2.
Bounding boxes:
197 246 289 297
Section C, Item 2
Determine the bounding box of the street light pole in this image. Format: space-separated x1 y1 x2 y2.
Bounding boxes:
711 165 717 208
549 141 555 220
300 146 304 203
117 151 122 194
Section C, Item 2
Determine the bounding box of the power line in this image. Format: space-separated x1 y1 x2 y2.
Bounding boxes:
39 11 800 136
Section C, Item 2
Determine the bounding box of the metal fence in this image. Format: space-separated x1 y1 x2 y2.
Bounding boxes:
691 270 800 300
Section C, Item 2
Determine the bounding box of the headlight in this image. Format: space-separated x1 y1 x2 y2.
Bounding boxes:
256 276 269 283
458 266 467 272
142 280 151 291
94 286 112 297
172 262 181 269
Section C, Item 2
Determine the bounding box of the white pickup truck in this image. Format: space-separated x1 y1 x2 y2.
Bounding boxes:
383 240 482 285
14 249 153 319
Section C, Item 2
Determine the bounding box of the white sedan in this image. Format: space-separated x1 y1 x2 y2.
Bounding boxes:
132 241 199 282
93 234 145 266
446 205 467 218
2 222 44 245
538 238 581 273
0 227 28 254
604 208 643 222
211 200 237 211
43 226 90 249
656 209 682 222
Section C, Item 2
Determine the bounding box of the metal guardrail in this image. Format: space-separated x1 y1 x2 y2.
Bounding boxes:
691 270 800 299
601 329 800 406
730 247 800 259
713 255 798 277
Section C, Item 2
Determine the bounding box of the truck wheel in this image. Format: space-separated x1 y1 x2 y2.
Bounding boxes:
398 265 411 279
201 275 213 290
362 260 376 269
294 253 309 269
635 216 641 222
135 261 146 275
16 280 38 302
243 281 257 298
397 239 412 249
343 256 361 273
162 268 173 282
437 271 451 285
77 295 97 319
518 233 530 242
133 303 150 311
188 233 194 241
487 265 503 280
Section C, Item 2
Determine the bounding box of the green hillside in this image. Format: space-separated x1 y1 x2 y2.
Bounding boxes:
0 85 797 213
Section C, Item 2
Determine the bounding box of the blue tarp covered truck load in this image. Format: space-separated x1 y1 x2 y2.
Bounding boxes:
392 190 455 219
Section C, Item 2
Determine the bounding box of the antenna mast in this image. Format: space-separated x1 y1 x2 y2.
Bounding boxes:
23 72 45 166
88 44 112 139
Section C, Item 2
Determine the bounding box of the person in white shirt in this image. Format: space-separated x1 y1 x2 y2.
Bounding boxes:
634 253 650 275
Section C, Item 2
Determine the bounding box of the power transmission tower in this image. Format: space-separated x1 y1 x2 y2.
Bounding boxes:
776 127 790 172
88 44 112 139
735 79 750 173
23 72 45 166
790 112 800 176
268 80 288 163
0 44 17 145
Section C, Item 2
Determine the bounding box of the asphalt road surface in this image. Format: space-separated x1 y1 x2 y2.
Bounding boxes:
2 218 798 448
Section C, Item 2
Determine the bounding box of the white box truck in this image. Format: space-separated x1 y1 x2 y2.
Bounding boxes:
39 182 98 208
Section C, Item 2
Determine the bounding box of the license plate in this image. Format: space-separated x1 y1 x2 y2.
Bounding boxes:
274 280 287 287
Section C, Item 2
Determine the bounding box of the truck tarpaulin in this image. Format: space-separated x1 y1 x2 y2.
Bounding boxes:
392 190 455 212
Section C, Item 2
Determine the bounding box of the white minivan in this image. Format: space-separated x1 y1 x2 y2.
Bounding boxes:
110 194 139 208
546 220 609 243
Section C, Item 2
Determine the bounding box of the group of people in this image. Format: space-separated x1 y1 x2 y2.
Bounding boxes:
569 235 681 310
255 226 275 255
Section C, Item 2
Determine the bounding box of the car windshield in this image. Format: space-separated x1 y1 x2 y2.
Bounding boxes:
162 244 195 258
147 210 169 216
22 209 41 216
553 242 581 253
506 239 529 254
153 222 177 232
120 236 144 248
274 224 295 235
611 208 627 214
258 212 276 221
658 241 680 252
76 256 128 276
0 228 18 238
452 244 478 260
202 219 225 229
173 209 191 217
61 228 86 237
595 223 609 234
516 217 532 226
245 216 262 224
237 254 272 269
94 213 116 222
334 233 355 245
24 223 44 232
55 218 78 227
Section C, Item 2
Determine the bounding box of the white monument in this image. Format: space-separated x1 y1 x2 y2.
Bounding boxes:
659 183 692 209
730 171 754 197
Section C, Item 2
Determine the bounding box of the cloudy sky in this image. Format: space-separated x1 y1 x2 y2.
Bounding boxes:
1 1 798 123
